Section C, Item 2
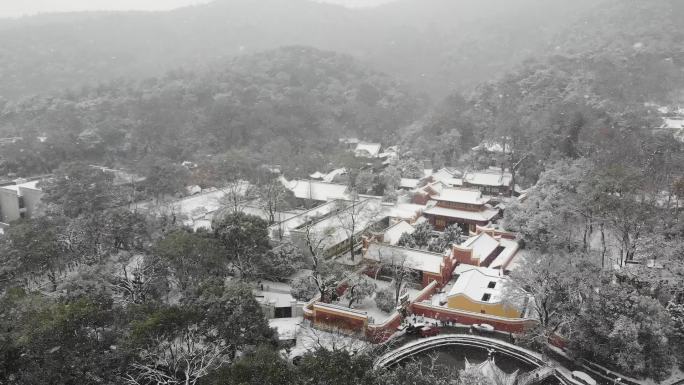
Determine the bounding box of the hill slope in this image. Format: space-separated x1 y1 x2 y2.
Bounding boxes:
0 0 600 100
413 0 684 179
0 46 425 177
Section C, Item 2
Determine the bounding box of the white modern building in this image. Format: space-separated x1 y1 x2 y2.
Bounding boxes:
0 179 43 225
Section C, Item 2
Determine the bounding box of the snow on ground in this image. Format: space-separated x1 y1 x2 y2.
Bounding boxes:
335 278 425 325
173 188 228 214
351 295 392 325
433 276 457 305
335 278 393 324
255 279 298 307
270 317 303 341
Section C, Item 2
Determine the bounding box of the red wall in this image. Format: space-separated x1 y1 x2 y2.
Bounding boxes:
413 193 429 205
422 272 441 287
452 247 475 265
311 303 368 332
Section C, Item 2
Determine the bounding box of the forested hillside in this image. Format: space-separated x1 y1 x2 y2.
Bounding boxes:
0 46 424 178
0 0 599 100
413 0 684 183
4 0 684 183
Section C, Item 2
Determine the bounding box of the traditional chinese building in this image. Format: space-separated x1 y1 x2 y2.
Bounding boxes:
354 142 382 158
451 231 520 271
446 264 524 319
421 187 500 232
462 168 514 197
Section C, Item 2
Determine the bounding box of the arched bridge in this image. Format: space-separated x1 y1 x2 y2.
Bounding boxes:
374 334 578 385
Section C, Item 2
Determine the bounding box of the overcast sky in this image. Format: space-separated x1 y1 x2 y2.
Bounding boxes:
0 0 396 18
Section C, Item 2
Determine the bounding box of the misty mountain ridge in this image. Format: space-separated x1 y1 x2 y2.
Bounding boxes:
0 0 652 102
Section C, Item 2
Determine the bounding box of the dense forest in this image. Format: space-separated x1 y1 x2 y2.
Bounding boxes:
412 0 684 182
0 46 424 178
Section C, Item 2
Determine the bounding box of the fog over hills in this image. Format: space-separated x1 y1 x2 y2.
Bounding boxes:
0 0 599 100
0 0 389 18
2 0 683 103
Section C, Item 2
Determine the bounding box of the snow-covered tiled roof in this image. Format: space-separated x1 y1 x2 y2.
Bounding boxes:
488 238 520 270
448 264 507 303
379 145 399 159
309 169 346 183
463 170 513 187
282 179 349 201
354 142 382 157
383 221 415 245
422 205 499 222
322 168 346 183
399 178 420 189
471 140 511 154
416 181 446 196
383 203 425 221
432 168 464 187
434 188 489 205
461 232 500 263
364 243 444 274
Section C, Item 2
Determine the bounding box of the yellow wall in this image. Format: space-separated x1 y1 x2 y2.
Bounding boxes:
447 294 521 319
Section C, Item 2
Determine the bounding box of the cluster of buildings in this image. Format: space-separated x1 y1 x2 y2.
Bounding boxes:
256 153 533 344
1 136 534 345
282 222 531 344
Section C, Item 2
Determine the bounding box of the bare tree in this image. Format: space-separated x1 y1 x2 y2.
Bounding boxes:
374 248 415 305
124 326 229 385
219 179 254 214
503 251 588 348
110 256 163 305
344 273 376 308
297 324 370 354
334 196 382 261
257 177 291 224
292 224 345 303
